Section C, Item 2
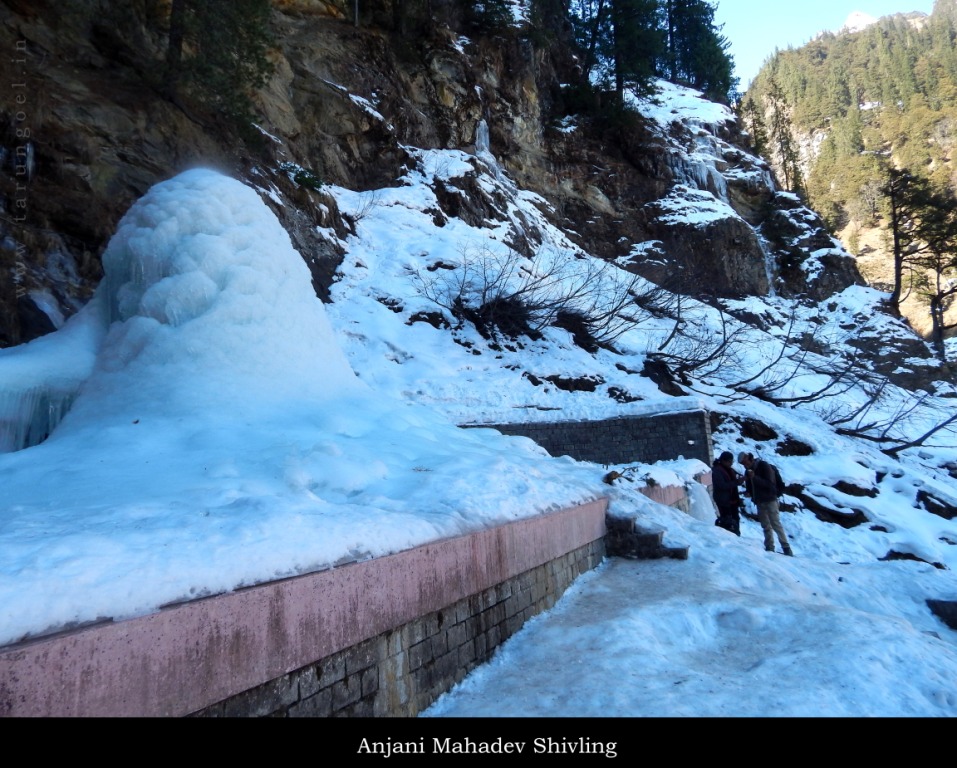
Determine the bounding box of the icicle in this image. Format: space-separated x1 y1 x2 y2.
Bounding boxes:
475 119 499 179
0 385 78 452
475 119 490 155
0 294 107 453
756 232 777 298
475 119 511 188
666 152 728 201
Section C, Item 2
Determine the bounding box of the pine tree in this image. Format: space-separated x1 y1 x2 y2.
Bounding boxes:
744 5 957 337
570 0 613 88
468 0 515 33
529 0 573 44
570 0 663 99
738 95 768 156
164 0 274 125
661 0 735 102
569 0 735 102
881 166 936 314
766 77 804 196
610 0 666 99
910 183 957 356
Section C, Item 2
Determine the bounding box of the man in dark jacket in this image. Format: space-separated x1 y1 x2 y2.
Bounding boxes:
711 451 743 535
739 451 793 556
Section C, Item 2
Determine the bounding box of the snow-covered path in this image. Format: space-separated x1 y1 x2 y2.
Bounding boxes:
424 543 957 717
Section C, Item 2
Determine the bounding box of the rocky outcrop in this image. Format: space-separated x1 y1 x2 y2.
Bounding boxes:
760 193 865 301
635 187 770 296
0 0 871 349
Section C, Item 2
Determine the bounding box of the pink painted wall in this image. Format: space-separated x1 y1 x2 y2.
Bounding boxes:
0 498 608 717
639 472 712 509
639 484 688 507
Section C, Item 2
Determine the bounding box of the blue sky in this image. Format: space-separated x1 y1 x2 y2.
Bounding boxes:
713 0 938 89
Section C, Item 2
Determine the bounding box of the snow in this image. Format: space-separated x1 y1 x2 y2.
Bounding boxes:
633 80 736 131
2 80 957 719
649 185 740 227
840 11 879 33
0 169 597 646
631 81 741 202
424 508 957 717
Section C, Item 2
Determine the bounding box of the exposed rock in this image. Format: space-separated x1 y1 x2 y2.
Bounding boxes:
542 374 603 393
274 0 345 18
927 599 957 629
1 2 248 343
0 0 893 363
607 386 641 404
407 311 450 330
741 417 778 442
880 550 946 570
636 198 770 296
641 358 687 397
724 159 775 224
760 193 865 300
917 490 957 520
840 310 949 392
777 436 814 456
832 480 878 498
795 488 869 528
13 294 55 339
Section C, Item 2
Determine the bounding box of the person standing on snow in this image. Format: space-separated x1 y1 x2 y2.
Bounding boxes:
711 451 743 535
739 451 793 556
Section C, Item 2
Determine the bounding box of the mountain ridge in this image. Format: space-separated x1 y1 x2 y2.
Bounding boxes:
744 0 957 346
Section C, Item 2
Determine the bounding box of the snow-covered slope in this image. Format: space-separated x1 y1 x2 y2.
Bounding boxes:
0 82 955 657
314 86 957 573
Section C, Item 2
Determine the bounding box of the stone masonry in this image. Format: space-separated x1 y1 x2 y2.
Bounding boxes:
193 539 604 717
465 409 713 467
0 499 607 717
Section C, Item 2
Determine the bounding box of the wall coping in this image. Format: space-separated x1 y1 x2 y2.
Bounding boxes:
0 498 608 718
459 400 709 427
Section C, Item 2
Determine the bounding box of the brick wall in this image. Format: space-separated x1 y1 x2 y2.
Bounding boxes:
466 409 713 467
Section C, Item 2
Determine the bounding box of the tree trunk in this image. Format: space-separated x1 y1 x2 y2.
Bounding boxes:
887 177 904 315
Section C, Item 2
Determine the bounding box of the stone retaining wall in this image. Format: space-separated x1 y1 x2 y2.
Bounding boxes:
467 409 713 467
0 498 607 717
196 540 603 717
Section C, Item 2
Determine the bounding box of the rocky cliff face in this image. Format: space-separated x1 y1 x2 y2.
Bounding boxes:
0 0 866 350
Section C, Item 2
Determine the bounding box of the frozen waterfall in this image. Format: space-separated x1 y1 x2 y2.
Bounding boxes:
475 119 513 190
0 299 106 452
757 232 778 298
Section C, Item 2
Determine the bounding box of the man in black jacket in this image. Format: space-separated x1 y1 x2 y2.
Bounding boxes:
712 451 743 535
738 451 793 556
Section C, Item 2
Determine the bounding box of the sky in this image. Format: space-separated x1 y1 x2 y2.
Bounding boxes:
713 0 939 88
1 82 956 719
